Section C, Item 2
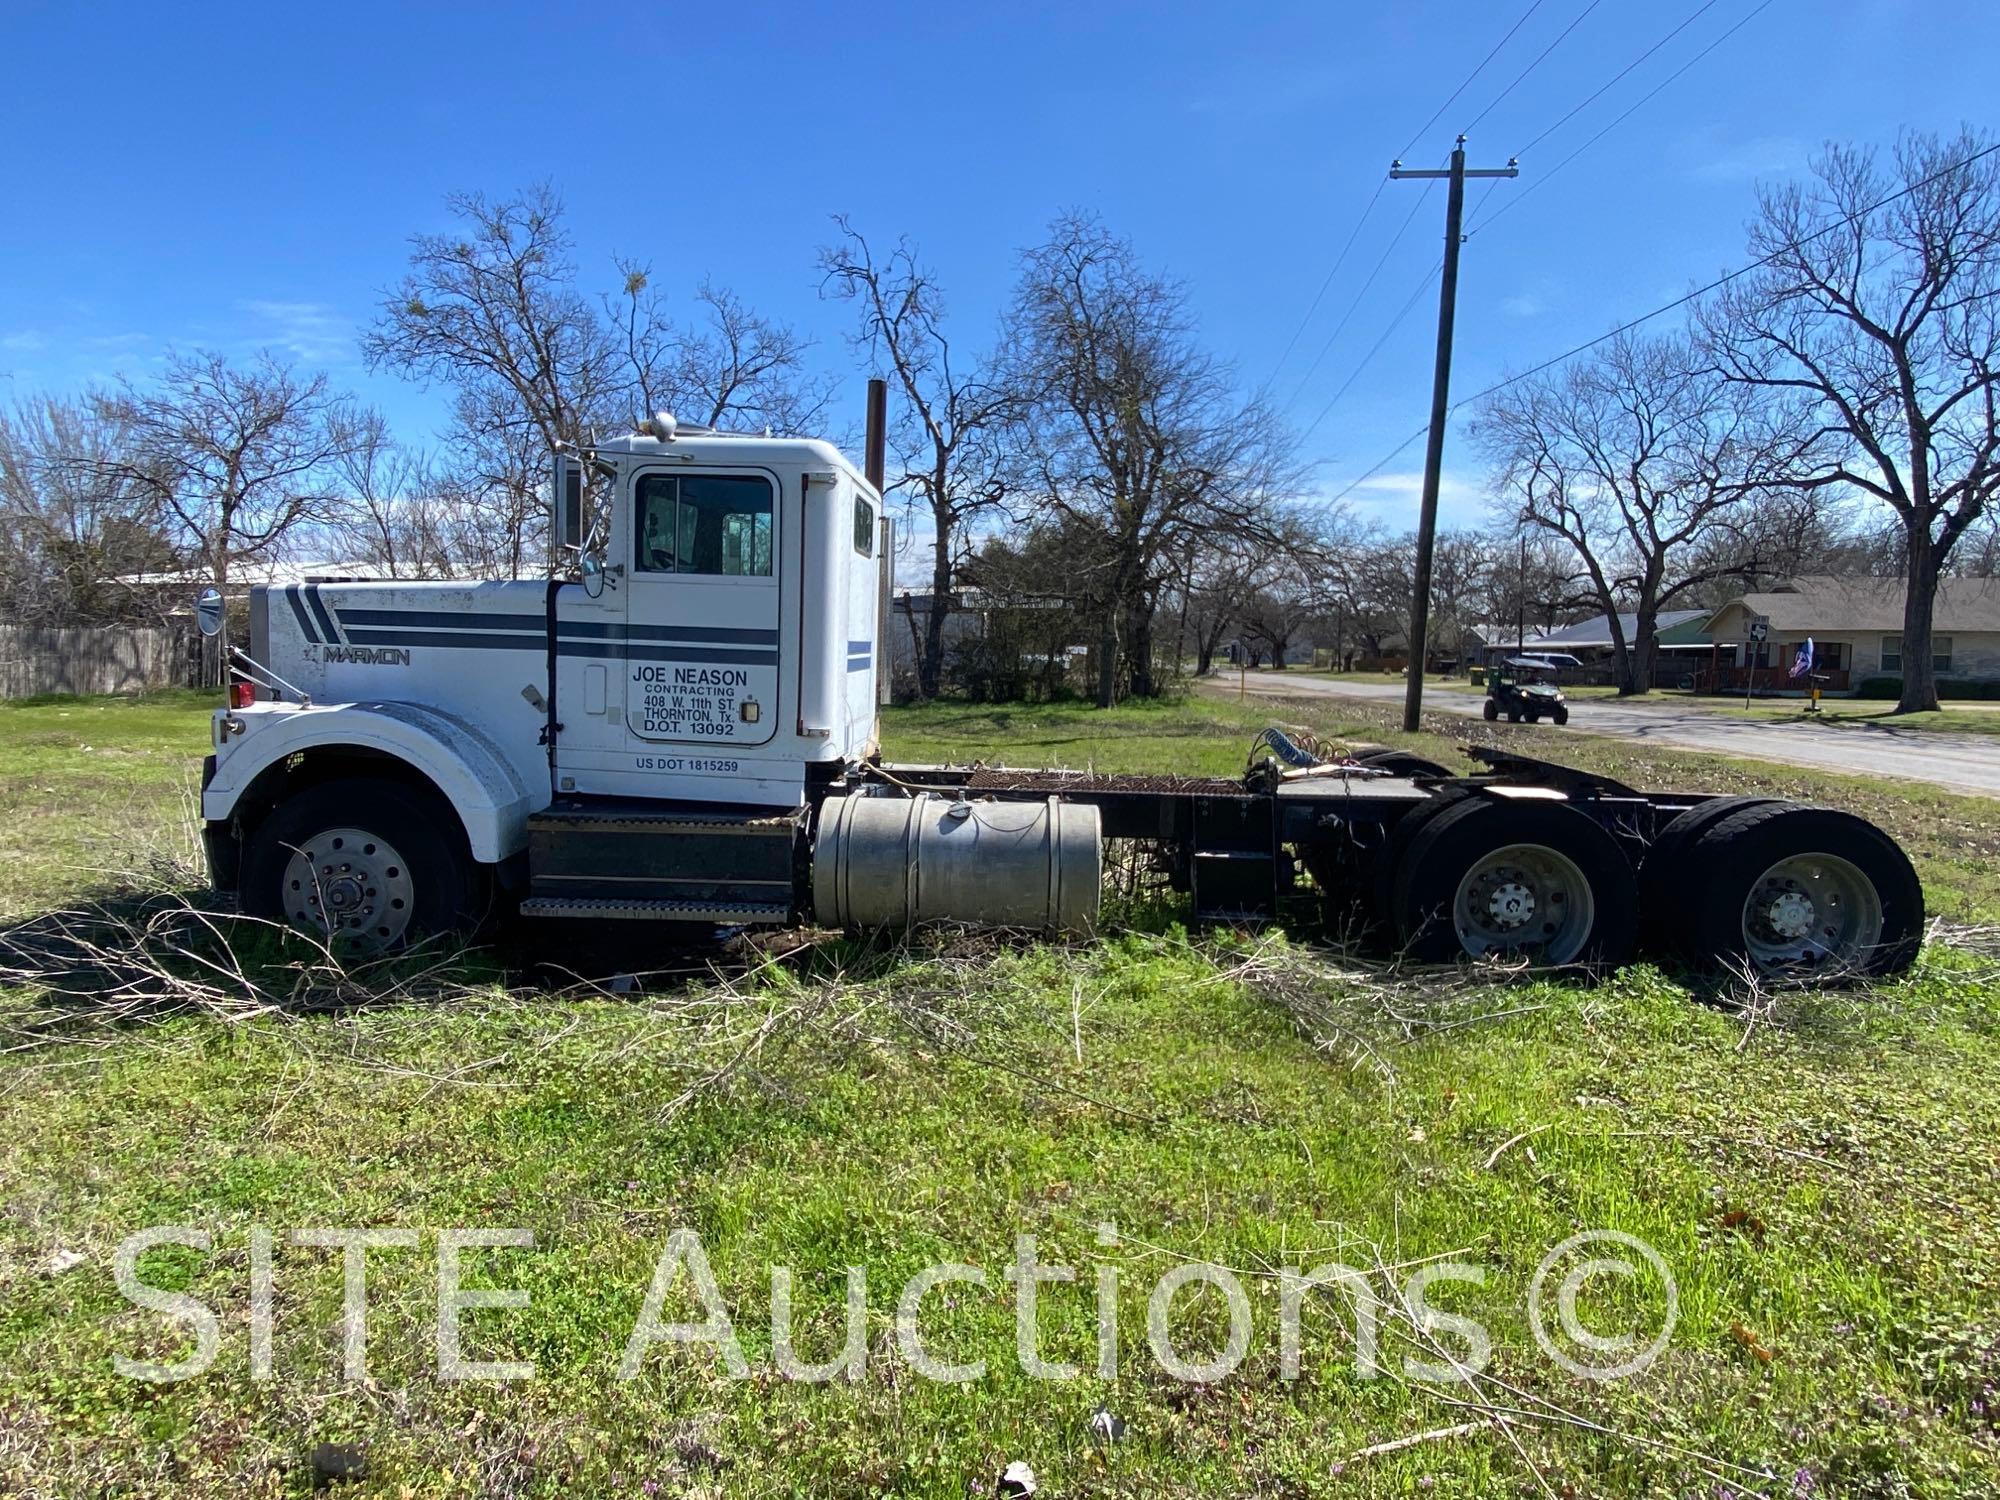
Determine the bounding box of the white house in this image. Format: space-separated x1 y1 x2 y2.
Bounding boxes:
1700 575 2000 695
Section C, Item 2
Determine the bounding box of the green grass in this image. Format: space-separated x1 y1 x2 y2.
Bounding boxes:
1693 699 2000 737
2 691 1997 1497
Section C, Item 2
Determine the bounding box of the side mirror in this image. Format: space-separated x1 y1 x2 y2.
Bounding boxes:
555 455 584 552
580 550 607 599
196 586 225 638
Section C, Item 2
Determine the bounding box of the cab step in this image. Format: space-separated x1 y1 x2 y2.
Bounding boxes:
525 802 804 908
518 897 792 924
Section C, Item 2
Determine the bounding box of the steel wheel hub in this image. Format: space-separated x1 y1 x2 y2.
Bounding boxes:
1740 853 1884 972
282 827 416 952
1486 879 1536 930
1452 843 1596 964
1764 889 1816 940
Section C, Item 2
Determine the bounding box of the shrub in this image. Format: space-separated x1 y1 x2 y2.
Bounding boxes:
1855 675 2000 700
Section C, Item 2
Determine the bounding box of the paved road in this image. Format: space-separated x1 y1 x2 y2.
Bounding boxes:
1225 674 2000 799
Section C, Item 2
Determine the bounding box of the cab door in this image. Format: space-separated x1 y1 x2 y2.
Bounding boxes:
619 466 782 750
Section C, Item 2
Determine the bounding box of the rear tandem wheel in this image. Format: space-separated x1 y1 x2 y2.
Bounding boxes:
1657 802 1923 978
1383 797 1639 971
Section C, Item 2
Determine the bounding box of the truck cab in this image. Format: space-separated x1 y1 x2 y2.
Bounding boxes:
201 420 889 943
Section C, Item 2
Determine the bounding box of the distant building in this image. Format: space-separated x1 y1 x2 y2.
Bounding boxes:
1701 575 2000 694
116 560 393 596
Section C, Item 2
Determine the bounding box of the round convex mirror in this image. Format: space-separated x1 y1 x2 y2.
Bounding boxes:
196 586 225 637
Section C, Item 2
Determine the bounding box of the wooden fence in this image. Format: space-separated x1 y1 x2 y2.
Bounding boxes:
0 624 196 699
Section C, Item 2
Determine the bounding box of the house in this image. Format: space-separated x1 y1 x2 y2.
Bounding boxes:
1700 575 2000 695
1475 609 1713 685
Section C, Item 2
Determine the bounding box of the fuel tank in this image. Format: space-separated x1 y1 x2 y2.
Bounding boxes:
812 792 1101 934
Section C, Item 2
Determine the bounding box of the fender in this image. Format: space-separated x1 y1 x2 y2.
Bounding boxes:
203 700 541 863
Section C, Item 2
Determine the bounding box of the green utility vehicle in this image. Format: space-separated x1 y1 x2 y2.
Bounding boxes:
1484 656 1571 725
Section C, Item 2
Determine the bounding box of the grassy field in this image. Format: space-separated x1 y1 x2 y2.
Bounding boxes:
2 691 1998 1498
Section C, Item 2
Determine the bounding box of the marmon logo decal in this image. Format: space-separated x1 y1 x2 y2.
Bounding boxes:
323 645 413 666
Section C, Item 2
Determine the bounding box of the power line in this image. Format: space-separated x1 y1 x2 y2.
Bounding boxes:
1266 178 1389 386
1398 0 1548 161
1326 425 1432 507
1297 258 1445 445
1284 174 1440 410
1323 138 2000 504
1472 0 1782 236
1513 0 1723 160
1462 0 1604 136
1277 0 1550 400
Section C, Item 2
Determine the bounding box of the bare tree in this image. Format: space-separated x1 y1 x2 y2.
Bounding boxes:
609 269 832 434
325 411 453 578
369 186 834 575
364 185 615 461
1475 329 1807 694
1005 212 1295 705
819 219 1017 697
0 395 178 624
88 351 364 592
1704 129 2000 711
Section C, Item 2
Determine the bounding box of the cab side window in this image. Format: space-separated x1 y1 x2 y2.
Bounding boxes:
853 496 875 557
635 474 774 577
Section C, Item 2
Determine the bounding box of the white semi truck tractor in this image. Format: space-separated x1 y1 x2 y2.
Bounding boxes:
198 407 1924 980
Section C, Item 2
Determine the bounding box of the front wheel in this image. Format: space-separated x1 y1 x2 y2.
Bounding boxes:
1552 704 1569 725
1482 699 1499 722
242 778 483 953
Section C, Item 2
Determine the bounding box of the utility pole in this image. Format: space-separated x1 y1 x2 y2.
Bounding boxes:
1515 533 1527 654
1391 136 1517 732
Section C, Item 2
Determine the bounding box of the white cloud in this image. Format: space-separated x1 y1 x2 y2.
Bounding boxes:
1339 468 1488 523
1500 293 1545 319
1 330 47 352
238 299 354 364
1688 134 1803 182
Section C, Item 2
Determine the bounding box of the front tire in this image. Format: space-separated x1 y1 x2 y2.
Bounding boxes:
1552 704 1569 725
242 778 482 953
1482 699 1499 722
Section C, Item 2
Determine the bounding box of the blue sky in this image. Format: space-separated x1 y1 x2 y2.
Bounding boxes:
0 0 1986 534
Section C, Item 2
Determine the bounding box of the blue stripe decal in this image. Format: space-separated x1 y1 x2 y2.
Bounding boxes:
333 629 776 667
846 660 872 672
558 641 777 667
345 629 545 652
846 639 871 653
336 608 542 631
560 621 780 644
304 584 341 644
332 610 778 646
285 585 318 644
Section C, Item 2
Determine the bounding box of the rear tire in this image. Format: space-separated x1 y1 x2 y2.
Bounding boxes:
1386 798 1639 971
1672 803 1922 979
242 778 483 954
1639 796 1776 954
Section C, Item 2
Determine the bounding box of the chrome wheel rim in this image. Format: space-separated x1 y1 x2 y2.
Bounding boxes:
1740 853 1883 972
282 827 415 951
1451 842 1596 964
